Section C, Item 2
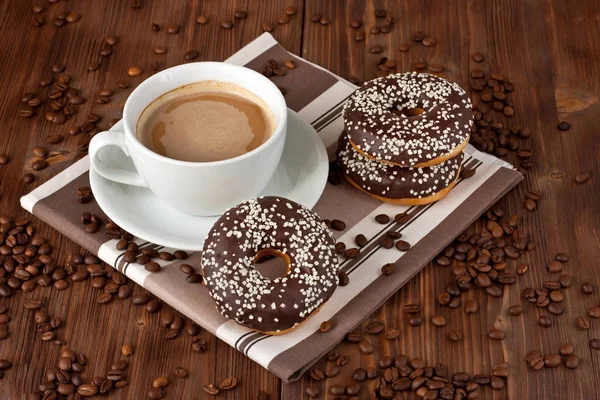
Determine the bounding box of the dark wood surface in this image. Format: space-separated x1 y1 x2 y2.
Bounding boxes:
0 1 598 399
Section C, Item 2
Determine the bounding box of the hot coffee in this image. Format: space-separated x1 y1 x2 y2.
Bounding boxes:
136 81 275 162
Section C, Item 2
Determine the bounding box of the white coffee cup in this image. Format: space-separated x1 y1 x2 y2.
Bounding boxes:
89 62 287 216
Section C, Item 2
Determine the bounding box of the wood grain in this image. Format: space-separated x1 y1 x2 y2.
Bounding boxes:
0 1 599 399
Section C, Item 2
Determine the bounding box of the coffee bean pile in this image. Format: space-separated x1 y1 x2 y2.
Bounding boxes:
148 376 169 399
306 350 508 399
261 58 299 95
522 278 569 318
329 213 411 262
435 209 529 303
30 345 129 398
524 190 540 212
469 103 533 165
30 1 81 28
403 303 423 327
525 346 580 370
201 375 238 395
29 302 63 343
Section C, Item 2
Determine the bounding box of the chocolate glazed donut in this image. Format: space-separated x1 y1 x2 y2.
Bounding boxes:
336 134 463 204
201 196 339 334
343 72 472 168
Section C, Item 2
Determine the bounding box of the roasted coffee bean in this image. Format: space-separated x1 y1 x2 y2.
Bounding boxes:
575 172 590 184
146 299 161 313
369 45 384 54
345 333 362 343
508 304 523 315
576 316 591 330
148 387 166 399
381 263 395 276
305 387 319 398
366 320 384 334
379 236 394 249
488 329 505 340
355 234 367 247
131 293 150 305
589 306 600 318
319 320 332 332
338 271 349 286
153 46 168 55
413 31 426 41
127 67 142 77
152 376 169 388
172 250 187 259
359 341 374 354
330 219 346 231
422 37 436 46
581 282 595 295
176 263 193 275
558 343 574 356
375 214 390 224
557 121 571 131
547 260 563 273
385 327 400 340
343 248 360 258
261 22 273 32
309 368 324 381
184 50 199 61
395 240 410 251
563 354 579 369
448 328 463 341
186 273 203 283
319 16 330 25
325 365 339 377
329 385 345 396
77 383 98 396
472 52 485 62
544 354 561 368
404 303 421 314
590 338 600 350
431 315 447 327
539 315 552 327
281 5 297 15
165 23 180 34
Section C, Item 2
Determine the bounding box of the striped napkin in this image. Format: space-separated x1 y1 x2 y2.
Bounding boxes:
20 33 522 383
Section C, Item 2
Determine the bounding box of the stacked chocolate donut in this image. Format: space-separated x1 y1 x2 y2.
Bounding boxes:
338 72 473 205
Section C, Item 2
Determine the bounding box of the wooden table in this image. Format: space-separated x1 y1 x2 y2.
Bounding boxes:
1 1 598 399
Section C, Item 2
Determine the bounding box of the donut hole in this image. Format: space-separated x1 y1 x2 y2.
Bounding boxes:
253 249 290 280
392 105 426 117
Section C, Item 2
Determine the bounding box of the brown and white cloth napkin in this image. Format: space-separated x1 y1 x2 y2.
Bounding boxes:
21 33 522 383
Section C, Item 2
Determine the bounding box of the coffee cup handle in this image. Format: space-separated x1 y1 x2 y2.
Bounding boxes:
89 130 148 187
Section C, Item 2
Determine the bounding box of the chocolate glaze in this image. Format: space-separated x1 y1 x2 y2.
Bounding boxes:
202 196 339 333
336 134 463 199
343 72 472 166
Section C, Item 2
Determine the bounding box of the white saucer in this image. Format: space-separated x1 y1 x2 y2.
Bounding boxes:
90 109 328 250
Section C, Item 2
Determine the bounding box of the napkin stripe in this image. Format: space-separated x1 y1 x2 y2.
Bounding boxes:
244 334 271 355
312 94 352 129
234 331 257 350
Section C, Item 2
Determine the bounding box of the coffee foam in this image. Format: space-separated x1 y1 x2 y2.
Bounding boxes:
137 81 276 162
